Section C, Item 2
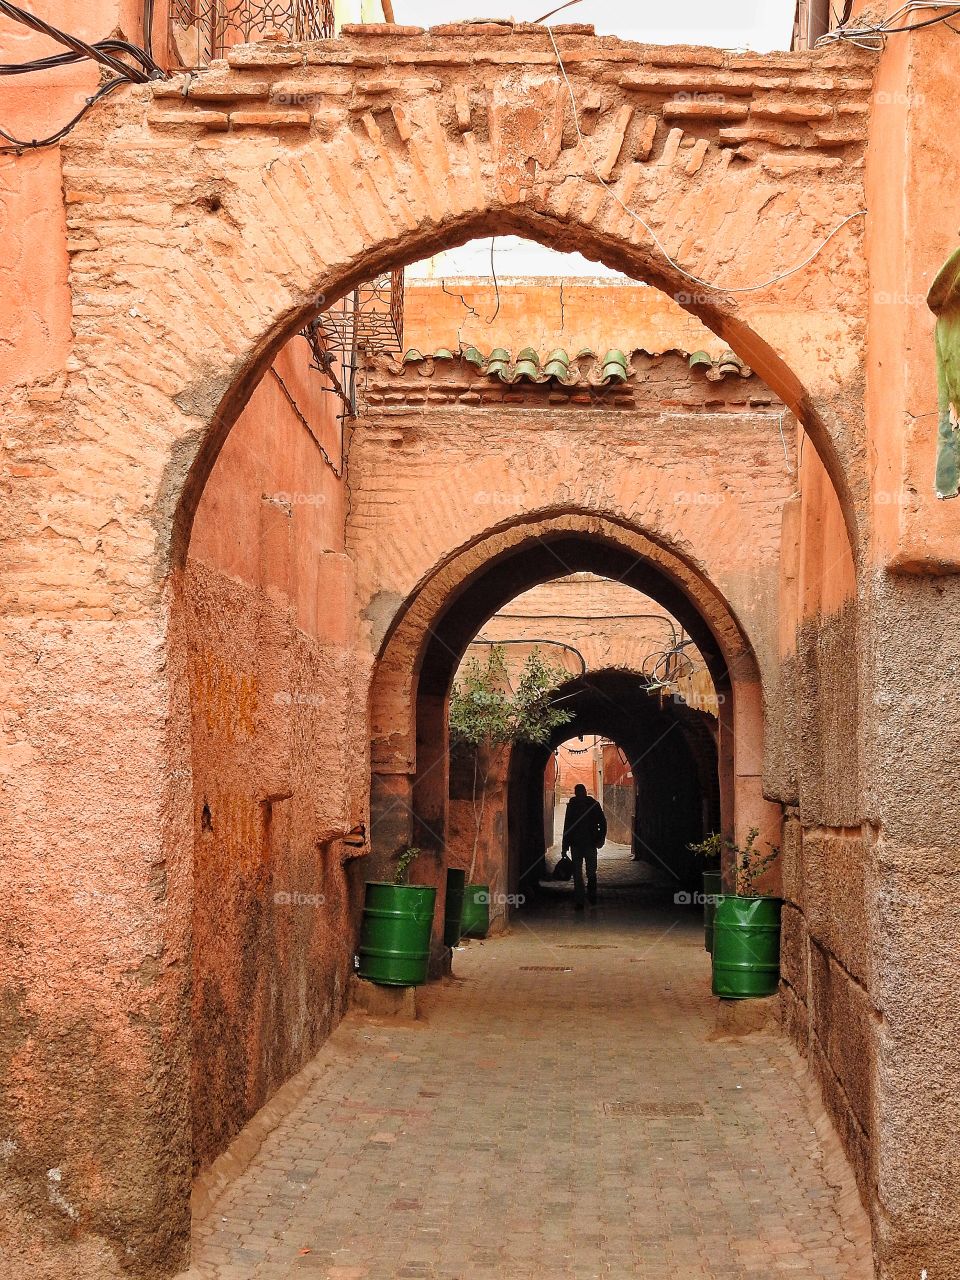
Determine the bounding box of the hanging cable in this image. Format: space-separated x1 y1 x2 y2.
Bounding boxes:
539 22 867 296
819 2 960 47
0 1 164 153
487 236 501 324
0 2 159 80
0 77 131 151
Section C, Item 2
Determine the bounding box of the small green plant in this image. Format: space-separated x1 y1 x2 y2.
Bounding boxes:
687 829 780 895
734 827 780 895
450 645 574 880
687 831 723 863
394 846 421 886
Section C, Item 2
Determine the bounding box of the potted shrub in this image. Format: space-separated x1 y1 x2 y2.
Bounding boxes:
712 828 782 1000
357 846 437 987
449 645 573 935
687 831 723 953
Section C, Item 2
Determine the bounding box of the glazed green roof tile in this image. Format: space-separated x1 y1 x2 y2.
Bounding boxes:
395 346 753 386
542 350 571 379
599 351 629 383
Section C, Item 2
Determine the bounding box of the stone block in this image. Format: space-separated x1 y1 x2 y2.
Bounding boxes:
349 974 418 1018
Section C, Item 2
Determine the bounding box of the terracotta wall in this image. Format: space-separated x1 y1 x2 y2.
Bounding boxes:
774 437 871 1200
180 335 370 1172
0 1 158 392
602 742 635 846
403 277 728 360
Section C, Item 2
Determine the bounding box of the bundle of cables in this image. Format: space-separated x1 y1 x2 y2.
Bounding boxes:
0 0 166 152
818 2 960 49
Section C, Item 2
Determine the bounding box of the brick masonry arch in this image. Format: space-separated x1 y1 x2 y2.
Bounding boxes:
366 511 777 903
371 509 755 766
38 22 876 598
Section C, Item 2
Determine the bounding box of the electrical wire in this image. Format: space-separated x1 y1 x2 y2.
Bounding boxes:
534 0 584 21
0 76 130 150
541 22 867 296
0 1 164 153
470 636 588 676
818 2 960 48
1 38 159 77
487 237 501 324
0 1 159 80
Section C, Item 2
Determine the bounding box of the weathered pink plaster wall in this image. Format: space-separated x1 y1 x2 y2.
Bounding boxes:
182 335 370 1172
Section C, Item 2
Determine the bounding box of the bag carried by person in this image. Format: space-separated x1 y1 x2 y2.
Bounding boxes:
553 852 574 881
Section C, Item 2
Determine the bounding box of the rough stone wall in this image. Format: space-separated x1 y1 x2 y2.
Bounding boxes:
180 336 371 1173
775 441 875 1219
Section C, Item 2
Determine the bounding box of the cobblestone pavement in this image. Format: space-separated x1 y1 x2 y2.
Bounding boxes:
180 852 873 1280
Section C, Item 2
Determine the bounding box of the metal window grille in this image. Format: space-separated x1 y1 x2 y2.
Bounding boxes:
304 269 405 418
315 270 406 356
170 0 334 67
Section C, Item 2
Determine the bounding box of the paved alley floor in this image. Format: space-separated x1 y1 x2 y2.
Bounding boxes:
180 864 872 1280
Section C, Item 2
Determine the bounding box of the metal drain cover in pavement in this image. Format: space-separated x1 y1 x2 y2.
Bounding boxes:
558 944 619 950
600 1101 704 1117
519 965 572 972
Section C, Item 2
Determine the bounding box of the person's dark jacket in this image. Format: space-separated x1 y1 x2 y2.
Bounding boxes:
562 794 607 852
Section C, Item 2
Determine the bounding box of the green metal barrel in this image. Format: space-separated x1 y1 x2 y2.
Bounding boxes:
443 868 467 948
461 883 490 939
357 882 437 987
712 895 782 999
702 870 723 953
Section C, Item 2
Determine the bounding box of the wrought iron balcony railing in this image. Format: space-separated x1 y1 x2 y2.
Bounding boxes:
303 269 406 418
170 0 334 67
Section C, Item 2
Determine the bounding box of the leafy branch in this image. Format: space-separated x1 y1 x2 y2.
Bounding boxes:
686 828 780 895
394 846 421 886
450 646 574 880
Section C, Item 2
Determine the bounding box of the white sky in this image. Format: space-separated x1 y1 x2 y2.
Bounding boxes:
401 0 797 278
393 0 796 51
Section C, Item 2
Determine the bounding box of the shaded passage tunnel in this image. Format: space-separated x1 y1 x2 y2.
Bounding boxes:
508 669 722 909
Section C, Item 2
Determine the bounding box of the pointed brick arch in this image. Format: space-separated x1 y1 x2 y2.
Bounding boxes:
366 511 776 895
49 24 875 594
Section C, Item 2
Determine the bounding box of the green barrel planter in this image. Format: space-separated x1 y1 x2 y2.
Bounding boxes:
461 883 490 939
712 895 783 999
357 882 437 987
443 867 467 948
702 870 723 953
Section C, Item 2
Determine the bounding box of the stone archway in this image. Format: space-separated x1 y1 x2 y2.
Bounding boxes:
0 23 875 1277
367 513 777 946
37 23 875 593
505 665 723 916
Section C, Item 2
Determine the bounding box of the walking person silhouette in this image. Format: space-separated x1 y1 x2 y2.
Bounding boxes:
561 783 607 911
